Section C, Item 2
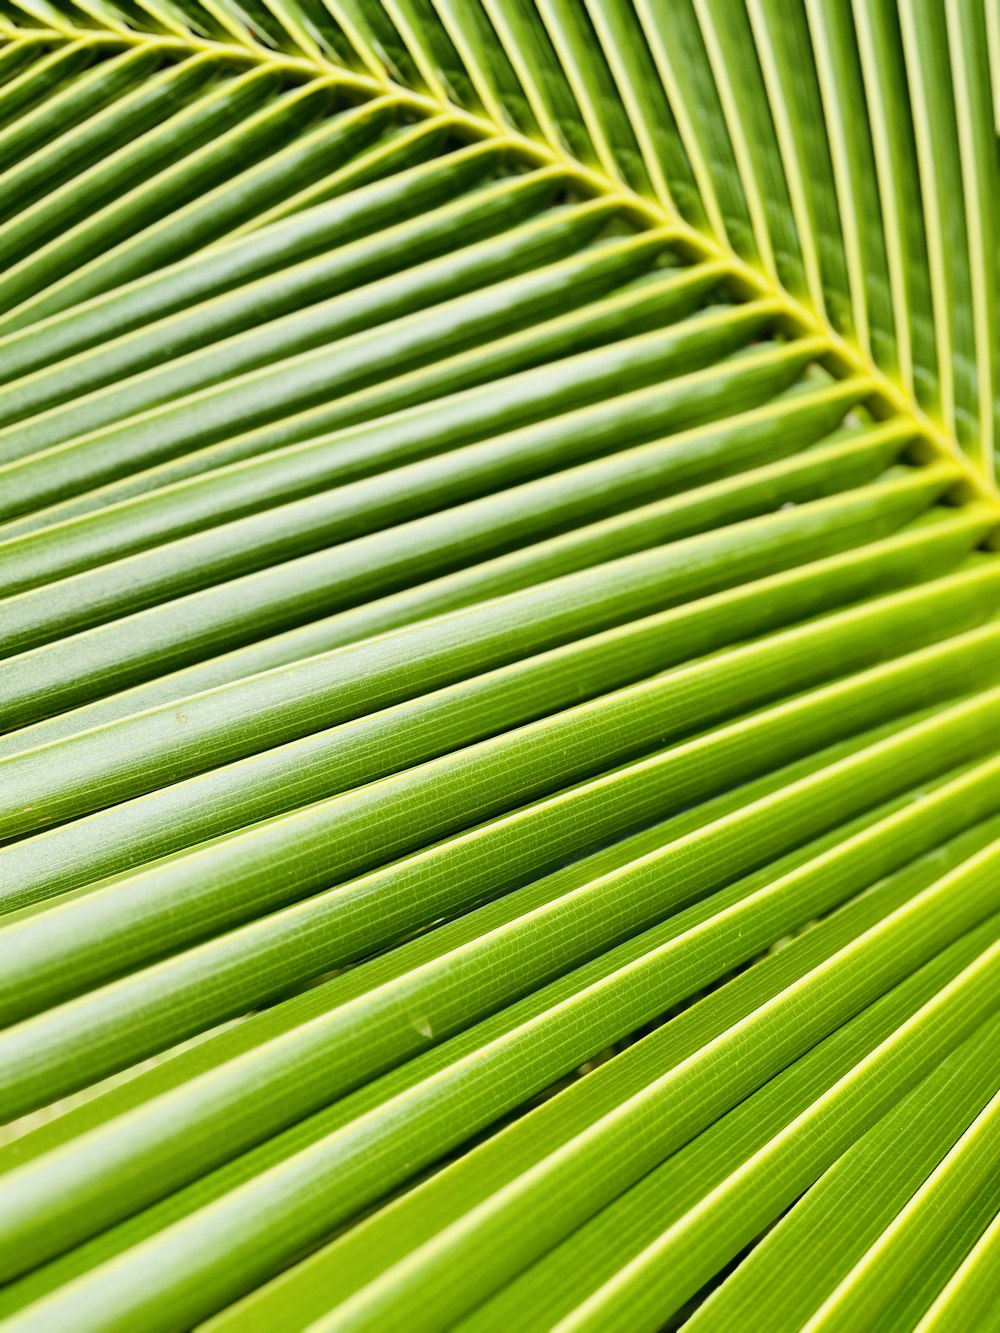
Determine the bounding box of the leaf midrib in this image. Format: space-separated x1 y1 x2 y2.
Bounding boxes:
2 16 998 519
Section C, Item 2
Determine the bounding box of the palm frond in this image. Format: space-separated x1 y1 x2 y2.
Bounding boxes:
0 2 998 1329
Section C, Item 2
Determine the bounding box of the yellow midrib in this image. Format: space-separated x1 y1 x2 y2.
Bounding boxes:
3 17 999 521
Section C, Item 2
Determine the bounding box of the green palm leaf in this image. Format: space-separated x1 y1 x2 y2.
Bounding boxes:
0 1 997 1328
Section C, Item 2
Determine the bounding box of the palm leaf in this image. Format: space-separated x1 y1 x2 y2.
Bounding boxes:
0 1 997 1329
